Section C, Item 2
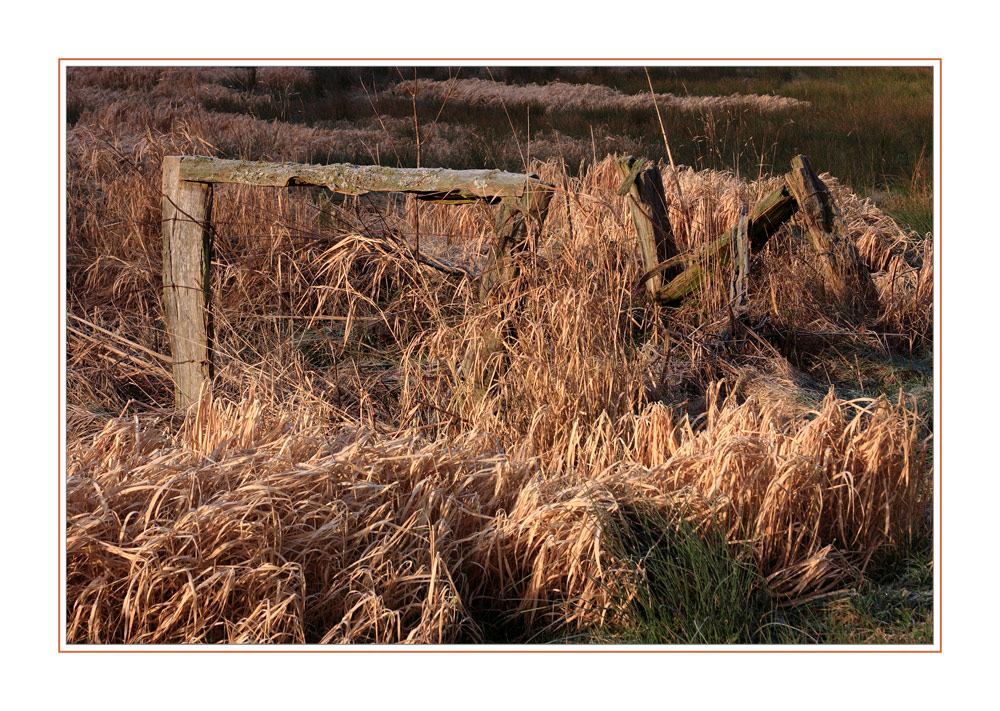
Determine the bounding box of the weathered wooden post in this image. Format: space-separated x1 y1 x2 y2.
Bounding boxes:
161 157 213 409
784 155 877 308
616 156 679 296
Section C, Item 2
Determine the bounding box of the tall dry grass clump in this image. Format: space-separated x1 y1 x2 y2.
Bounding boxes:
67 391 616 643
66 67 932 643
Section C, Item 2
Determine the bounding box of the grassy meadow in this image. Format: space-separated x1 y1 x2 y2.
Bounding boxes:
65 65 934 644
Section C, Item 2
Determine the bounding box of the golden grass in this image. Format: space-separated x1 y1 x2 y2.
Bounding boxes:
65 68 933 644
385 78 809 113
67 382 926 642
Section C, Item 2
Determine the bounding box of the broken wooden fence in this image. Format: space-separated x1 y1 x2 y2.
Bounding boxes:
161 155 552 408
621 154 873 307
161 152 871 409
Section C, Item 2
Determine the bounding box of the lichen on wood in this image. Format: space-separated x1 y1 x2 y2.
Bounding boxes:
176 155 542 200
617 156 678 296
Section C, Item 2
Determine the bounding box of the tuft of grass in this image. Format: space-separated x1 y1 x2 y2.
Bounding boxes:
762 585 933 645
596 504 769 644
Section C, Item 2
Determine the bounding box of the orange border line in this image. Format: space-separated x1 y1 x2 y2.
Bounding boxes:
58 57 943 653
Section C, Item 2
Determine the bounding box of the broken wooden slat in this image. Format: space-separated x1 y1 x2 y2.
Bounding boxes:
478 185 554 300
161 156 214 409
176 155 538 200
652 231 730 304
617 156 679 296
730 209 750 307
784 155 878 307
748 183 797 251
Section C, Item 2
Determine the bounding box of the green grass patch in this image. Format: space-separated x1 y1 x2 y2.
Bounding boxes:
581 501 933 645
595 504 769 644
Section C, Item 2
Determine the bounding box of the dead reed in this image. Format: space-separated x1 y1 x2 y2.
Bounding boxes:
65 67 933 644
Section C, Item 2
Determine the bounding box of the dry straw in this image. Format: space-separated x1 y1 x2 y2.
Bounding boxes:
66 67 932 643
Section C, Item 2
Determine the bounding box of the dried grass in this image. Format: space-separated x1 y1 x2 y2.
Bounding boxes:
68 379 927 642
385 78 809 113
65 68 933 644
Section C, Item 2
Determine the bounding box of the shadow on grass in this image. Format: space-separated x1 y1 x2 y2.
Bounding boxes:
557 502 934 646
591 503 769 645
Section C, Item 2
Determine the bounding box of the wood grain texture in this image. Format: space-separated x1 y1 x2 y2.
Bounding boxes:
162 156 213 409
730 210 750 307
617 156 678 296
785 155 877 309
176 155 541 201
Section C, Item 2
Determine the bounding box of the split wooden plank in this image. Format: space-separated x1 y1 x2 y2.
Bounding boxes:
647 183 797 304
161 156 214 409
616 156 679 296
478 186 554 299
176 155 538 201
784 155 877 308
747 182 798 251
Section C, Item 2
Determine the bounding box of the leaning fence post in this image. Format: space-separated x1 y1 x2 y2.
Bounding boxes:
784 154 877 309
616 156 679 296
161 156 214 409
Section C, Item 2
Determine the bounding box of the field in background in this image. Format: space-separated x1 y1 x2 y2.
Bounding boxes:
68 66 933 234
65 65 934 644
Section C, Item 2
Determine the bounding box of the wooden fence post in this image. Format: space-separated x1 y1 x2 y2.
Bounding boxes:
784 155 877 308
616 156 679 296
161 156 214 409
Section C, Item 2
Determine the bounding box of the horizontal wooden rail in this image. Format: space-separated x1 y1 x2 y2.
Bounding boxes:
162 155 552 408
176 155 548 202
